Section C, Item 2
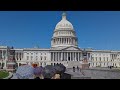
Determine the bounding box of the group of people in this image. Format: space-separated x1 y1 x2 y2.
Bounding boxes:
34 64 71 79
73 66 81 72
14 63 71 79
72 66 85 76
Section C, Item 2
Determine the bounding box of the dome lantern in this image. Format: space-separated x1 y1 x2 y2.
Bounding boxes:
62 12 66 20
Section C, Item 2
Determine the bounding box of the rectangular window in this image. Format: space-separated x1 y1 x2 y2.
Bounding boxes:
41 57 42 60
99 57 101 61
107 57 108 61
104 57 105 61
96 57 97 61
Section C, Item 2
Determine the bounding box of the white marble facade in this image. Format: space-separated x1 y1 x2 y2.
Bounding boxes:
0 12 120 69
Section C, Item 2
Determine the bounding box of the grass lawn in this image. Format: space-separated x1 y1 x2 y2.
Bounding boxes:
0 71 9 79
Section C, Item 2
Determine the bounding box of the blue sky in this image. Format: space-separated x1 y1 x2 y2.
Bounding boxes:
0 11 120 50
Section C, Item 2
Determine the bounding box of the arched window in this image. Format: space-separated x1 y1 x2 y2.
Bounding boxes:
99 57 101 61
41 57 42 60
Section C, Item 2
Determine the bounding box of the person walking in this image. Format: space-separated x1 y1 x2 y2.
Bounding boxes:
77 66 79 72
73 66 75 72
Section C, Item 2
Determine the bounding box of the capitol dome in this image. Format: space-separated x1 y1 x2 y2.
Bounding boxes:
51 12 78 48
55 12 74 30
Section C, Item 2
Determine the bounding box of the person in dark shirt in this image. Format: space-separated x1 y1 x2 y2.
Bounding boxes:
54 64 71 79
77 66 79 72
42 65 60 79
73 66 75 72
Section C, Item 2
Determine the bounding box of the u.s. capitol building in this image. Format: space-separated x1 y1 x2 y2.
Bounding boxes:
0 12 120 71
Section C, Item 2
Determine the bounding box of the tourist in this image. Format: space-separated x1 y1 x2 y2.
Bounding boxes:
54 63 71 79
77 66 79 72
33 66 44 79
110 66 111 69
42 65 60 79
73 66 75 72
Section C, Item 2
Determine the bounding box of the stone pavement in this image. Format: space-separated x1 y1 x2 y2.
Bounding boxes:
65 68 120 79
11 68 120 79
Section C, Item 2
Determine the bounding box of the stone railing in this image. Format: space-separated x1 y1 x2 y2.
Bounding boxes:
3 72 13 79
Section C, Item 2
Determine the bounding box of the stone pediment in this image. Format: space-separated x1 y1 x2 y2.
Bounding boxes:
62 46 81 51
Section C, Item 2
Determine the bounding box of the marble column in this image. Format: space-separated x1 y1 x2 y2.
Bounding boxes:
56 52 57 61
55 52 57 61
67 52 68 61
61 52 63 61
63 52 65 61
75 52 76 61
51 52 52 61
54 52 56 61
66 38 68 44
58 52 60 61
70 52 71 61
73 52 75 61
61 38 62 44
53 52 54 61
66 38 67 44
78 52 79 61
63 52 64 61
57 52 58 61
65 52 67 61
71 52 73 61
67 38 68 44
58 38 60 44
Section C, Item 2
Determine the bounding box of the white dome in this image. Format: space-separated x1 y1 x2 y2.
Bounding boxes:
55 12 74 30
51 12 78 48
55 19 73 30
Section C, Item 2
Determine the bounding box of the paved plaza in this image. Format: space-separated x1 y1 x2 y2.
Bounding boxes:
11 67 120 79
65 68 120 79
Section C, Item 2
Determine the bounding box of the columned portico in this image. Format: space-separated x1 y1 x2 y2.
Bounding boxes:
51 51 82 63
